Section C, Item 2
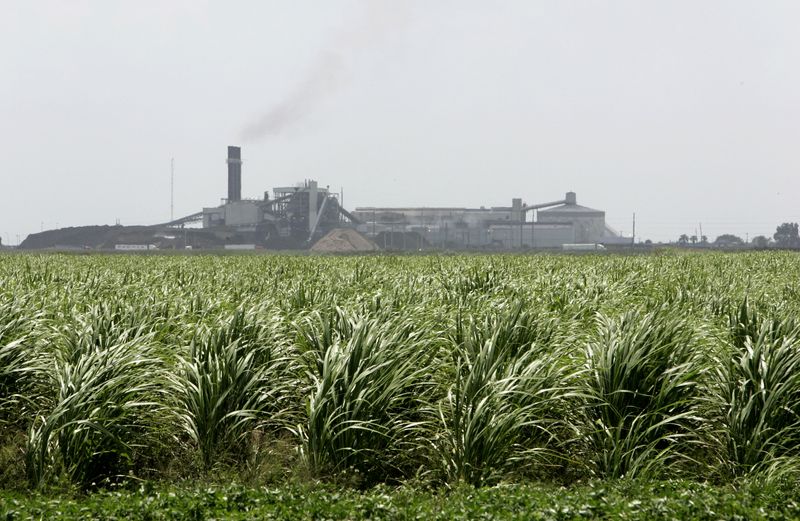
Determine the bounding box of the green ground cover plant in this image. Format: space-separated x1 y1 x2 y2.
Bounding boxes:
3 480 800 520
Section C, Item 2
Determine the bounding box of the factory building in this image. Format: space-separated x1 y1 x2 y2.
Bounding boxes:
352 191 627 249
164 145 626 250
21 144 628 251
167 146 360 248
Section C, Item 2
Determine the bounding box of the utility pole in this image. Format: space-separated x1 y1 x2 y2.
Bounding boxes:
170 158 175 222
632 213 636 247
699 222 704 245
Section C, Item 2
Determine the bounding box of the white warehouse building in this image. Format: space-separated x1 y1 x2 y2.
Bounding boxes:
352 192 627 249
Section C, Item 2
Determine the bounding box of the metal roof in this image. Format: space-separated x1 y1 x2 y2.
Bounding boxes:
538 203 603 214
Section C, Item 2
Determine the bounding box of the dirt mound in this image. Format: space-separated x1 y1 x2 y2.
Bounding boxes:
311 228 379 253
19 225 227 250
20 225 150 250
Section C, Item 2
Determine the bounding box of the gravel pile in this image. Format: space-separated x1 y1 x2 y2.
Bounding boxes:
311 228 379 252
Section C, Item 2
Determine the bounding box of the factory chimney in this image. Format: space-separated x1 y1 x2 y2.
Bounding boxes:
308 180 318 234
227 146 242 202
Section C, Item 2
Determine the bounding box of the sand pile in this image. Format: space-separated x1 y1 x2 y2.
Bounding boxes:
311 228 379 253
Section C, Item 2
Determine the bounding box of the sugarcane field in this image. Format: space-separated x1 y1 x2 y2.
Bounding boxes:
2 252 800 519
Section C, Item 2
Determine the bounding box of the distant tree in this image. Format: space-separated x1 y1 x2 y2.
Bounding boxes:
774 223 800 248
751 235 771 248
714 234 744 247
690 235 698 244
700 235 708 245
678 234 689 245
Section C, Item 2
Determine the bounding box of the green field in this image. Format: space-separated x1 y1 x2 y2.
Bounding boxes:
2 252 800 518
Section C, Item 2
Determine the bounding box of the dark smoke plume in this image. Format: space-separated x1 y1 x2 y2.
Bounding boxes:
241 2 409 141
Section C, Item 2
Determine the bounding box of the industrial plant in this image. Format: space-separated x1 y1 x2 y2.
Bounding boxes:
20 145 628 251
352 192 627 250
160 146 361 249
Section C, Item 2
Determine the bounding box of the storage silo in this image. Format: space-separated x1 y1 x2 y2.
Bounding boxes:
537 192 606 243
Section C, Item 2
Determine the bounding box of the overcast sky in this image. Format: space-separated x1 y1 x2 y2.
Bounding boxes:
2 1 798 244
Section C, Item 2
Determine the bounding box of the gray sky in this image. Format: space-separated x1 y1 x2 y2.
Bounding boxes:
2 1 798 244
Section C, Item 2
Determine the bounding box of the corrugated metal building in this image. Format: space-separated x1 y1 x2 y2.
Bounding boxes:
352 192 625 249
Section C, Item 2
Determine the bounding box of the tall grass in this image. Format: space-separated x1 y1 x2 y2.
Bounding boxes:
170 309 290 470
434 304 573 485
2 252 800 490
26 335 165 489
707 301 800 480
0 298 42 423
581 308 702 479
295 311 432 483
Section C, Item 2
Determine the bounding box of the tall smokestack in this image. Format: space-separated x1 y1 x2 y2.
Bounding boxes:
308 180 318 234
227 146 242 202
